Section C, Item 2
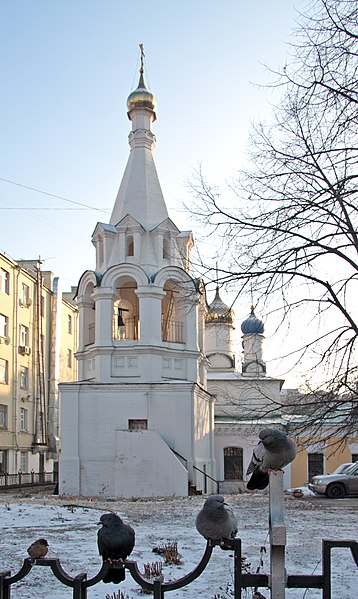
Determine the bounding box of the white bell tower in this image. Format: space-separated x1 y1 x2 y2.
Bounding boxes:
59 47 216 499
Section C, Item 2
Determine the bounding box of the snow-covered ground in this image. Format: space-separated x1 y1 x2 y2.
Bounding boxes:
0 491 357 598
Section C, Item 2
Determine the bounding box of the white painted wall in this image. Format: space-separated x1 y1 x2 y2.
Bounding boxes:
59 381 215 497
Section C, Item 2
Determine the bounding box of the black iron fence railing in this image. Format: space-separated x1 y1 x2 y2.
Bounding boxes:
0 537 357 599
0 470 57 491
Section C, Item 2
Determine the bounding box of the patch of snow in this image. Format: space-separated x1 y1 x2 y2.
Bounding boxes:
0 493 356 598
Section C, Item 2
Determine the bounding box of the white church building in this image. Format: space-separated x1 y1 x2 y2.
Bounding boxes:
59 55 287 498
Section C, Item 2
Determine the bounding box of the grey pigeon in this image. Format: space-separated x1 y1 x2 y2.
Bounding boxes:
97 513 135 583
247 428 296 490
27 538 49 558
195 495 238 541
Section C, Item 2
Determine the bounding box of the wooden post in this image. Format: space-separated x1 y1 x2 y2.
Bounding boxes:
269 470 286 598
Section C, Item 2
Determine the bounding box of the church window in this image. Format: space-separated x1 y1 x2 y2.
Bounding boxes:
126 235 134 256
163 235 170 259
224 446 243 480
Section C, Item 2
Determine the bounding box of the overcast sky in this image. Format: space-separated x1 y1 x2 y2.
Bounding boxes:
0 0 307 384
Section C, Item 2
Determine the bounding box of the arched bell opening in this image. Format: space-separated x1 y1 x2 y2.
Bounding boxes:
113 276 139 341
83 282 95 346
161 279 186 343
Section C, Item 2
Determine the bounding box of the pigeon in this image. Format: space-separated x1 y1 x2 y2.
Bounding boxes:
97 513 135 584
195 495 238 542
27 538 49 558
247 427 297 490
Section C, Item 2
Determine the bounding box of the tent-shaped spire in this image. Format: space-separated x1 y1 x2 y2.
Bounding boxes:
110 45 169 231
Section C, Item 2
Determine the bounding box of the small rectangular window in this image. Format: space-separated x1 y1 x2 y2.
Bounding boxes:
19 325 29 346
0 404 8 428
68 314 72 334
41 295 45 316
20 451 28 472
0 449 7 474
308 453 324 482
21 283 30 306
20 407 29 432
0 269 10 294
0 359 8 384
128 419 148 431
19 366 29 390
0 314 8 337
67 349 72 368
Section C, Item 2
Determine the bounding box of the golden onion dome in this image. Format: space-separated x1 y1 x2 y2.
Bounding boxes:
127 71 156 113
205 286 234 324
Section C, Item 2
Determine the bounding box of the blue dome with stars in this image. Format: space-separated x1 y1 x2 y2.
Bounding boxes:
241 307 264 334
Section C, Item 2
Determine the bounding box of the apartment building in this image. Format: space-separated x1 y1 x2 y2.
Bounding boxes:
0 253 77 476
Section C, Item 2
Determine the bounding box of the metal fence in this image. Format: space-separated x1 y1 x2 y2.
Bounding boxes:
0 471 57 491
0 472 357 598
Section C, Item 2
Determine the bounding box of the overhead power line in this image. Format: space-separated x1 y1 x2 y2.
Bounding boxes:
0 177 110 213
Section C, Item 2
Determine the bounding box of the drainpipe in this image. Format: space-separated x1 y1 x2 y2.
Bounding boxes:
12 265 20 472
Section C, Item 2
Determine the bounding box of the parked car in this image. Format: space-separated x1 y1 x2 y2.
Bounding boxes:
332 463 354 474
308 462 358 498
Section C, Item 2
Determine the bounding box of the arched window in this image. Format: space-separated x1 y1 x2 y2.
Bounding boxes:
224 447 243 480
126 235 134 257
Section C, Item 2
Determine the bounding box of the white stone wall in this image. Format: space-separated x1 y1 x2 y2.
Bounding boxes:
59 381 215 497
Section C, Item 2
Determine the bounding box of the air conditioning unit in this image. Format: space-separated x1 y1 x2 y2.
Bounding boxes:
0 336 10 345
19 345 31 355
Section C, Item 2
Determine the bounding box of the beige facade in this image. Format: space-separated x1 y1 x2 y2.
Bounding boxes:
0 253 78 476
291 435 358 487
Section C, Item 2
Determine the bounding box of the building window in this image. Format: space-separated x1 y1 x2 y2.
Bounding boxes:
19 325 29 346
67 349 72 368
0 450 7 474
19 366 29 390
224 446 243 480
128 419 148 431
0 404 8 429
20 451 28 473
308 453 324 482
41 295 45 316
68 314 72 334
21 283 30 306
0 268 9 294
20 407 29 432
0 314 8 337
0 359 8 384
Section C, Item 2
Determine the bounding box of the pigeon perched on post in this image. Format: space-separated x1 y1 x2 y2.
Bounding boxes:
97 513 135 584
27 538 49 558
195 495 238 542
246 428 296 490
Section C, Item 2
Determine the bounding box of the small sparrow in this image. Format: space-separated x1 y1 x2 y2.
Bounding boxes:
27 538 49 558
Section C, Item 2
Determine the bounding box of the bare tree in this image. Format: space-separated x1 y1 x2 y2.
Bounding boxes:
190 0 358 439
